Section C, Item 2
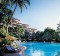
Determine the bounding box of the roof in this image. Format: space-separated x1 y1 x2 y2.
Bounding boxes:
15 19 20 21
22 24 29 26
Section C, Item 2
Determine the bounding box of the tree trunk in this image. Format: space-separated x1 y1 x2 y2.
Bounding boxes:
6 25 8 36
18 32 21 41
10 2 17 25
6 3 17 36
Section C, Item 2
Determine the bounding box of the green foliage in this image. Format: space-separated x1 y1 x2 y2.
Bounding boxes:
0 3 13 36
0 3 12 18
43 27 56 40
0 27 6 36
9 32 19 38
16 24 24 35
0 0 30 37
32 32 36 38
6 40 12 45
10 0 30 12
0 39 13 46
28 27 59 42
35 31 40 38
24 30 30 38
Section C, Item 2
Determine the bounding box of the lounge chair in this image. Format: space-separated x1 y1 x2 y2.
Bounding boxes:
4 45 21 53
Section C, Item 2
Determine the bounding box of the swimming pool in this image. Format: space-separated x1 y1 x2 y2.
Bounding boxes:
22 42 60 56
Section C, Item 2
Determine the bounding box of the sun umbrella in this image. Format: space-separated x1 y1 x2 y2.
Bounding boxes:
5 36 18 40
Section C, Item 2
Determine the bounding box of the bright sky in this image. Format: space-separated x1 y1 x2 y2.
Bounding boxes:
13 0 60 31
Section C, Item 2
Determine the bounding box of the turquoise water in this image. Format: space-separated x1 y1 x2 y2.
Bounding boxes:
21 42 60 56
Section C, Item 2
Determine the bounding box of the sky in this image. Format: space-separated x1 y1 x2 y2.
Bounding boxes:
13 0 60 31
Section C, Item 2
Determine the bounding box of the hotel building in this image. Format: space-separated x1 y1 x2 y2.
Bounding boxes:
0 18 38 33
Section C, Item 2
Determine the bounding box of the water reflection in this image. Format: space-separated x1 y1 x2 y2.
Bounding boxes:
31 50 44 56
30 50 58 56
29 43 44 56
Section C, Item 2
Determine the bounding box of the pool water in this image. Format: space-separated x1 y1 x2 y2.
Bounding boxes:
22 42 60 56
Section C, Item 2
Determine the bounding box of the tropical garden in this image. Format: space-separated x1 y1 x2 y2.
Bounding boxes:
0 0 60 56
0 0 30 56
21 27 60 43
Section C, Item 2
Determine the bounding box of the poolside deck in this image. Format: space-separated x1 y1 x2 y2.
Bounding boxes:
3 46 27 56
3 51 25 56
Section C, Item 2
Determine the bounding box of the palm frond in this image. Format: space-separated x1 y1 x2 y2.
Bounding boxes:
18 2 23 13
24 3 27 9
11 0 16 7
24 0 30 5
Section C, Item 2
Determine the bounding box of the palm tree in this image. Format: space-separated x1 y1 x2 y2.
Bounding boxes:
1 0 30 36
0 3 13 36
10 0 30 25
1 0 30 23
11 0 30 14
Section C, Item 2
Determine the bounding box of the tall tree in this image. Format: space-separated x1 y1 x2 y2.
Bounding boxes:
35 31 40 38
43 27 55 41
1 0 30 36
11 0 30 15
0 3 12 36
